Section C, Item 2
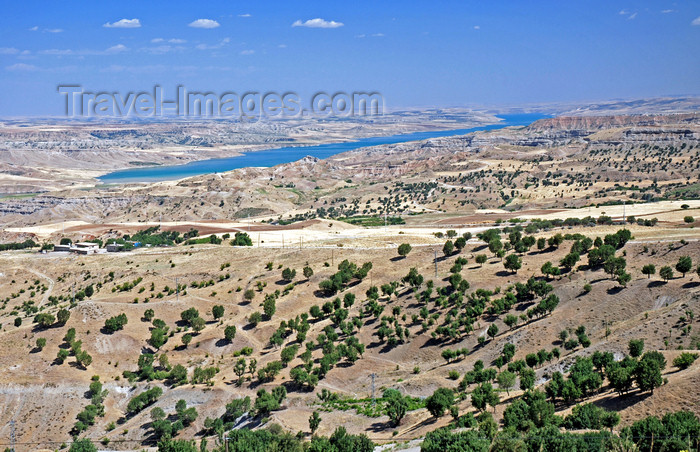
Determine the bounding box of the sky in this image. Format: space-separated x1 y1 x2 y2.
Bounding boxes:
0 0 699 116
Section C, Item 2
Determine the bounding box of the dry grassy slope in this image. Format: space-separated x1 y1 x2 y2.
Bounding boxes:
2 112 699 229
0 222 699 447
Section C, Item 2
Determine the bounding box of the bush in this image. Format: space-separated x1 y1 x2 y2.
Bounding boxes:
104 313 128 333
212 305 224 319
425 388 454 418
127 387 163 415
69 438 97 452
422 428 490 452
230 232 253 246
673 352 698 370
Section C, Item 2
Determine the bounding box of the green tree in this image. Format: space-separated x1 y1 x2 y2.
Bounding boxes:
616 270 631 287
212 305 224 320
676 256 693 277
487 324 499 340
191 316 205 333
673 352 698 370
157 439 198 452
281 267 296 282
57 308 71 326
488 239 503 258
641 264 656 279
475 254 488 267
425 388 455 418
249 312 263 326
471 382 500 412
224 325 237 342
443 240 454 256
36 337 46 350
76 350 93 369
309 410 321 434
230 232 253 246
421 428 490 452
660 265 674 281
503 314 518 330
519 368 536 391
263 296 276 319
303 266 314 279
504 254 522 274
104 313 128 333
69 438 97 452
34 313 55 329
497 370 516 395
628 339 644 358
397 243 412 258
560 252 580 271
384 389 409 426
181 334 192 348
635 355 664 394
143 309 155 322
233 358 247 384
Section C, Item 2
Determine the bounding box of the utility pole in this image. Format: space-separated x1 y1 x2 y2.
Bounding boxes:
175 277 179 301
331 249 334 267
622 200 626 224
370 373 377 407
434 249 438 277
10 420 15 452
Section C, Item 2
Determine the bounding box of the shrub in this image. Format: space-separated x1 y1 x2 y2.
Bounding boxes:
104 313 128 333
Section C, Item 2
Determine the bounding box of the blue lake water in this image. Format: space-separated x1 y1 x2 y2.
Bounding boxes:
99 113 547 184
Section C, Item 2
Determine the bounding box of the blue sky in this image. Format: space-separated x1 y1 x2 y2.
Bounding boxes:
0 0 699 116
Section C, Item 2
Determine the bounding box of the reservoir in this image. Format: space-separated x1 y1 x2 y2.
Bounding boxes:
99 113 547 184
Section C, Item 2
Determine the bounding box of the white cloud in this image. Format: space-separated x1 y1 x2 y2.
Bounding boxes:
103 18 141 28
355 34 366 38
38 45 129 56
693 16 700 26
195 37 230 50
39 49 74 55
619 9 628 15
628 12 637 20
0 47 19 55
474 25 480 30
44 28 64 33
151 38 186 44
189 19 220 29
292 18 344 29
240 49 254 55
661 9 675 13
371 33 384 37
238 14 251 18
106 44 128 53
6 63 38 71
278 44 287 48
28 26 38 31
